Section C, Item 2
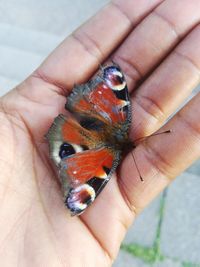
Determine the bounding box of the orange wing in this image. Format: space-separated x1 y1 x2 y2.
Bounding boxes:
60 147 115 184
46 64 131 215
46 114 100 166
46 114 120 215
66 82 128 124
66 65 131 126
60 147 120 215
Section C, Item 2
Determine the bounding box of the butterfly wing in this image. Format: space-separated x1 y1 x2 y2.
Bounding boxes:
46 64 131 215
46 114 98 167
46 114 120 215
66 64 131 127
60 147 120 215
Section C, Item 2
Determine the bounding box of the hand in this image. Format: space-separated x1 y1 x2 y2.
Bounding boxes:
0 0 199 266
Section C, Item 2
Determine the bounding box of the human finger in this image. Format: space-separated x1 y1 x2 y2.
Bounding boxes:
130 24 200 138
113 0 200 90
119 92 200 214
35 0 163 92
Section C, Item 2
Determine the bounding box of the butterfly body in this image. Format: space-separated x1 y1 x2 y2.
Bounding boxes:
46 64 132 215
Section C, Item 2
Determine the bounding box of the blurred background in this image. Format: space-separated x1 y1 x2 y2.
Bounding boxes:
0 1 199 266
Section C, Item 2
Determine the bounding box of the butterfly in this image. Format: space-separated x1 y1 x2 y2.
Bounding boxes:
46 63 134 215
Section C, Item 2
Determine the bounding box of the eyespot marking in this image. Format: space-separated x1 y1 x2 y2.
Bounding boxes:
59 143 86 160
59 143 76 159
103 66 126 91
66 184 96 215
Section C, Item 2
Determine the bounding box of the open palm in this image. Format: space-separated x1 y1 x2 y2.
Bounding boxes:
0 0 200 266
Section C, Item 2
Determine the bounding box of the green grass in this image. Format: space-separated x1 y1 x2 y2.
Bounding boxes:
121 243 164 264
121 190 200 267
182 262 200 267
121 191 167 264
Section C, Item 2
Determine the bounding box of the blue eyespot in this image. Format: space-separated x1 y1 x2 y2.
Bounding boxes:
59 143 75 159
103 65 126 91
103 66 121 77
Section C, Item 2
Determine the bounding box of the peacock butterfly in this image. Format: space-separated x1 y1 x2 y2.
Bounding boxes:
46 63 134 215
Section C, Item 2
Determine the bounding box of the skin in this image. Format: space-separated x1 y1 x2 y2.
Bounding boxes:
0 0 200 266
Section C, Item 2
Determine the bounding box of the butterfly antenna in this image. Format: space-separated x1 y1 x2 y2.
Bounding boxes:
133 129 172 144
131 151 144 182
130 129 172 181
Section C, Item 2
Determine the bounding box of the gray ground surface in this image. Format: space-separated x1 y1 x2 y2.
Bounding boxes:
0 1 199 266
